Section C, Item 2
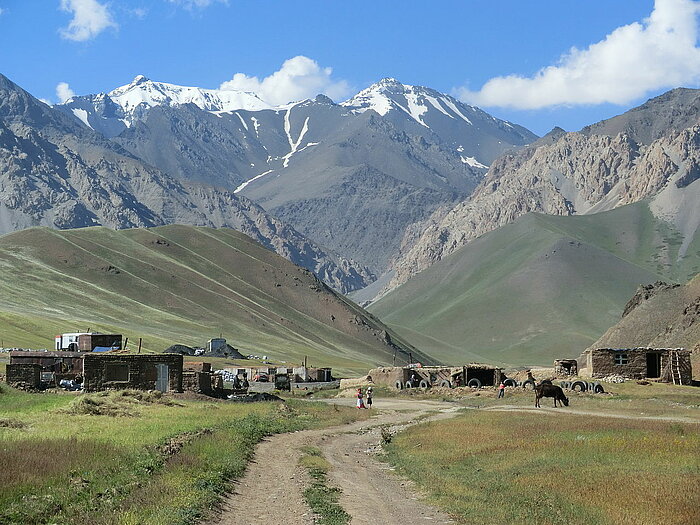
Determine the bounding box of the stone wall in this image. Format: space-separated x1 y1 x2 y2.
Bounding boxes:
6 363 41 389
83 354 183 392
589 348 692 383
182 371 212 393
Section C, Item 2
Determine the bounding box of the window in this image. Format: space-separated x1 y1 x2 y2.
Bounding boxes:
104 363 129 382
614 353 628 365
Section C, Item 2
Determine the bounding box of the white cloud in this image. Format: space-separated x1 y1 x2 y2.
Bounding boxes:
56 82 76 103
59 0 118 42
457 0 700 109
131 7 147 19
166 0 228 9
219 56 350 105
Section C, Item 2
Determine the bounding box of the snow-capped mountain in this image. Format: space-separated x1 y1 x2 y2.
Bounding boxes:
341 78 535 166
0 73 373 294
62 75 273 137
55 75 538 276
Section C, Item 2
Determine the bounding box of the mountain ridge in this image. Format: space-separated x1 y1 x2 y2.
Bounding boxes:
0 72 372 293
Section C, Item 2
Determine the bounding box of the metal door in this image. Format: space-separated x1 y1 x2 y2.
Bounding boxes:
155 364 169 392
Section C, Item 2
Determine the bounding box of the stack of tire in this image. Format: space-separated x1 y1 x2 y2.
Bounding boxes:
559 380 605 394
395 379 453 389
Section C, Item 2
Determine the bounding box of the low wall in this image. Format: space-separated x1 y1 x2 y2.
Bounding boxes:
6 363 41 389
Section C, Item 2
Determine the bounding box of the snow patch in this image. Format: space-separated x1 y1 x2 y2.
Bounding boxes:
250 116 261 137
404 91 429 127
461 156 488 169
234 169 275 193
441 98 472 124
235 112 249 131
425 95 454 119
71 108 92 128
282 108 310 168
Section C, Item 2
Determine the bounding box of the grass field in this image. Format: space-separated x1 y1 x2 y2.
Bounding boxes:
0 384 367 525
383 382 700 525
371 202 700 366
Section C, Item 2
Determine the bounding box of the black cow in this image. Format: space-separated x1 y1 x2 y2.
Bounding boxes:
534 382 569 408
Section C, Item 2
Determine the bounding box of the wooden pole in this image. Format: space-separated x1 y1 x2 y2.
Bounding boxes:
138 337 142 354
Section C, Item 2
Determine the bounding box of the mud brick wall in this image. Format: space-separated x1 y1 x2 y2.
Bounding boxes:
184 361 212 373
6 363 41 389
83 354 183 392
182 371 212 393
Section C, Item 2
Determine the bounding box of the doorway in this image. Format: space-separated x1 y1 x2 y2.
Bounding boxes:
646 353 661 378
155 364 169 392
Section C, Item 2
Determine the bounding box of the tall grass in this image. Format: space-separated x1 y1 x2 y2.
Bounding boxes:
0 386 365 524
384 411 700 524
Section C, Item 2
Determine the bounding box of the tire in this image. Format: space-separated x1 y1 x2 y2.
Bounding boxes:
439 380 452 388
419 379 430 389
467 378 482 389
404 381 413 389
560 381 571 390
395 380 403 390
522 380 535 390
571 380 587 392
503 378 517 388
587 382 596 392
593 382 605 394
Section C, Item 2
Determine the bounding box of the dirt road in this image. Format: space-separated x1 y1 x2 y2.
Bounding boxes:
212 397 699 525
212 399 459 525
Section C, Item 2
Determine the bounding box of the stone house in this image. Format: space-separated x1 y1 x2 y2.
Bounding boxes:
83 353 183 392
584 347 692 384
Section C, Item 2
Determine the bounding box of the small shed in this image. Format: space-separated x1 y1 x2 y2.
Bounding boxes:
554 359 578 376
585 348 692 384
55 332 122 352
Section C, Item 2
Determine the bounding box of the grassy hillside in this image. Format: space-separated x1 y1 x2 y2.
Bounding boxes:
0 225 425 375
370 202 699 366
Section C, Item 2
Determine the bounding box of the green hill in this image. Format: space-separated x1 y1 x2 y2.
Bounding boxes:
370 202 700 366
0 225 426 375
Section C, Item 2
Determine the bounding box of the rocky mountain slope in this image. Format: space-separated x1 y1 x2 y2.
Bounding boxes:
370 202 700 366
0 73 371 293
589 275 699 377
388 89 700 295
591 275 700 352
58 76 537 274
0 225 427 373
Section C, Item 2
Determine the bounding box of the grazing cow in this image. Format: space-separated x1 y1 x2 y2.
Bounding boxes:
534 382 569 408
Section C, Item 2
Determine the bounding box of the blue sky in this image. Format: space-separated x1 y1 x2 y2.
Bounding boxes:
1 0 699 135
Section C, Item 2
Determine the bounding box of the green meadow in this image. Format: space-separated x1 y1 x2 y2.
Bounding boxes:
0 384 367 525
384 383 700 525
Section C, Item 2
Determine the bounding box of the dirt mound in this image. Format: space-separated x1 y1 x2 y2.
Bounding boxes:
61 390 183 417
227 393 284 403
165 344 197 355
0 418 26 429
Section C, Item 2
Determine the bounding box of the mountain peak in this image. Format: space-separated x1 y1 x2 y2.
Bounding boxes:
130 75 150 86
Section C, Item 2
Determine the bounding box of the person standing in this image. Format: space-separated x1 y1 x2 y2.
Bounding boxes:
498 381 505 398
366 387 373 409
356 388 365 409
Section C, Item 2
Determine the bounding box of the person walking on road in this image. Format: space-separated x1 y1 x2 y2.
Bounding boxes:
366 387 373 409
356 388 366 409
498 382 505 398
